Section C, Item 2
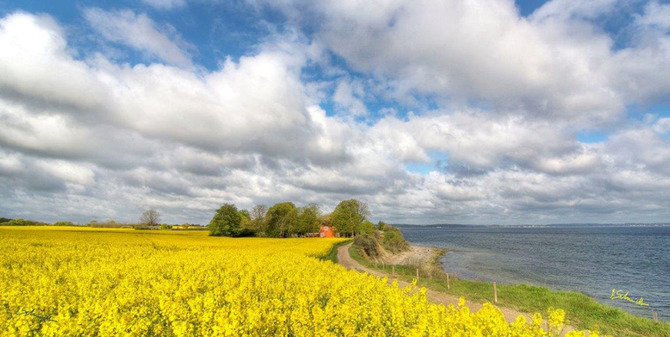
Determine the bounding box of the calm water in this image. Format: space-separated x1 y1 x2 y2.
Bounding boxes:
397 224 670 320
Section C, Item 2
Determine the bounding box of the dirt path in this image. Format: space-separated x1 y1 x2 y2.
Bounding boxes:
337 243 576 332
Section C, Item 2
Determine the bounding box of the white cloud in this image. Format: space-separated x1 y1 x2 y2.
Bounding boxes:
530 0 620 21
265 0 624 125
2 7 670 225
369 111 575 171
0 13 108 111
610 2 670 103
83 8 193 67
140 0 187 10
1 12 343 163
635 1 670 31
35 160 95 186
653 118 670 134
332 78 368 117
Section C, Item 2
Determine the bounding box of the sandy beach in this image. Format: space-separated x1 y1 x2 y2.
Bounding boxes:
378 245 443 266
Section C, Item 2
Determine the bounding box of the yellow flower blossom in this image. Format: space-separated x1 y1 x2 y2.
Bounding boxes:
0 226 604 336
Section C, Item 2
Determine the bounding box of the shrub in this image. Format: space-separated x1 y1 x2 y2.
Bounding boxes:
353 233 381 258
382 227 410 253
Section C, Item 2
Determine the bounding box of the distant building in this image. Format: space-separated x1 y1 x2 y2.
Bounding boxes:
319 225 335 238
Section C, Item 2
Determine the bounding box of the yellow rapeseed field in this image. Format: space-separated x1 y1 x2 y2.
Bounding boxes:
0 226 597 336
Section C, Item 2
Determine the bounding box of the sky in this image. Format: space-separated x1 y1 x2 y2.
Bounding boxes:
1 0 670 225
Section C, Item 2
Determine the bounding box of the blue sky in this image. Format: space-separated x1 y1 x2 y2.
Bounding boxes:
1 0 670 225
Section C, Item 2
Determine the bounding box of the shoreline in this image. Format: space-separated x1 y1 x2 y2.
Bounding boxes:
411 242 666 321
377 244 447 266
356 242 670 335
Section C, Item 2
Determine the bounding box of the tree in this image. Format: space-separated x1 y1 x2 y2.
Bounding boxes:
251 205 267 221
238 209 251 226
53 221 75 227
330 199 370 237
265 202 298 237
297 203 321 234
237 209 255 236
140 209 161 226
2 218 45 226
248 205 267 234
208 204 242 237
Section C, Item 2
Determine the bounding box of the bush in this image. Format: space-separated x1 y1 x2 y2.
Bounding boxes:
354 224 410 258
359 220 376 235
353 233 381 258
382 228 410 253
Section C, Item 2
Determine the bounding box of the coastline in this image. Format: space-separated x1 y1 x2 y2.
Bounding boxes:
378 244 447 266
351 242 670 336
397 224 670 323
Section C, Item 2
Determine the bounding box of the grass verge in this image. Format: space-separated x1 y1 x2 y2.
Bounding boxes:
318 239 352 263
349 244 670 337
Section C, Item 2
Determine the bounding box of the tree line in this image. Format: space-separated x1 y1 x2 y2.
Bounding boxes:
208 199 378 238
0 212 201 230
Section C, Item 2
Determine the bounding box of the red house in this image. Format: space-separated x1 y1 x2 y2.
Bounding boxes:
319 225 334 238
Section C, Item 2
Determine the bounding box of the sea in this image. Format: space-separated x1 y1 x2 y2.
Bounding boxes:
396 224 670 321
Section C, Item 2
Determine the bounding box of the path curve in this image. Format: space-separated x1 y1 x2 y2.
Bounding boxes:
337 243 576 333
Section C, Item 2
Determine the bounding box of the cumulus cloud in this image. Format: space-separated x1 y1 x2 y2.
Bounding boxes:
332 78 368 118
0 13 108 111
83 8 194 67
0 11 360 222
2 2 670 225
634 1 670 31
611 1 670 103
1 12 346 163
264 0 626 125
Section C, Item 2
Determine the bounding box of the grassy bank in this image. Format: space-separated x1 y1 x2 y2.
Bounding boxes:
349 245 670 337
318 239 352 263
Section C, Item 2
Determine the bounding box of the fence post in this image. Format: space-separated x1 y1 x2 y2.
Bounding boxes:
416 268 419 283
446 273 450 290
493 282 498 304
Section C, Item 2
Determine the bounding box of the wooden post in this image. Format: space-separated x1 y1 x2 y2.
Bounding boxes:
392 265 395 276
416 268 419 282
446 274 450 290
653 310 658 322
493 282 498 304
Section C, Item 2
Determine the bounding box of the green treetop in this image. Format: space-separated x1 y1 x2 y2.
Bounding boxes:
330 199 370 237
265 202 298 237
208 203 242 237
